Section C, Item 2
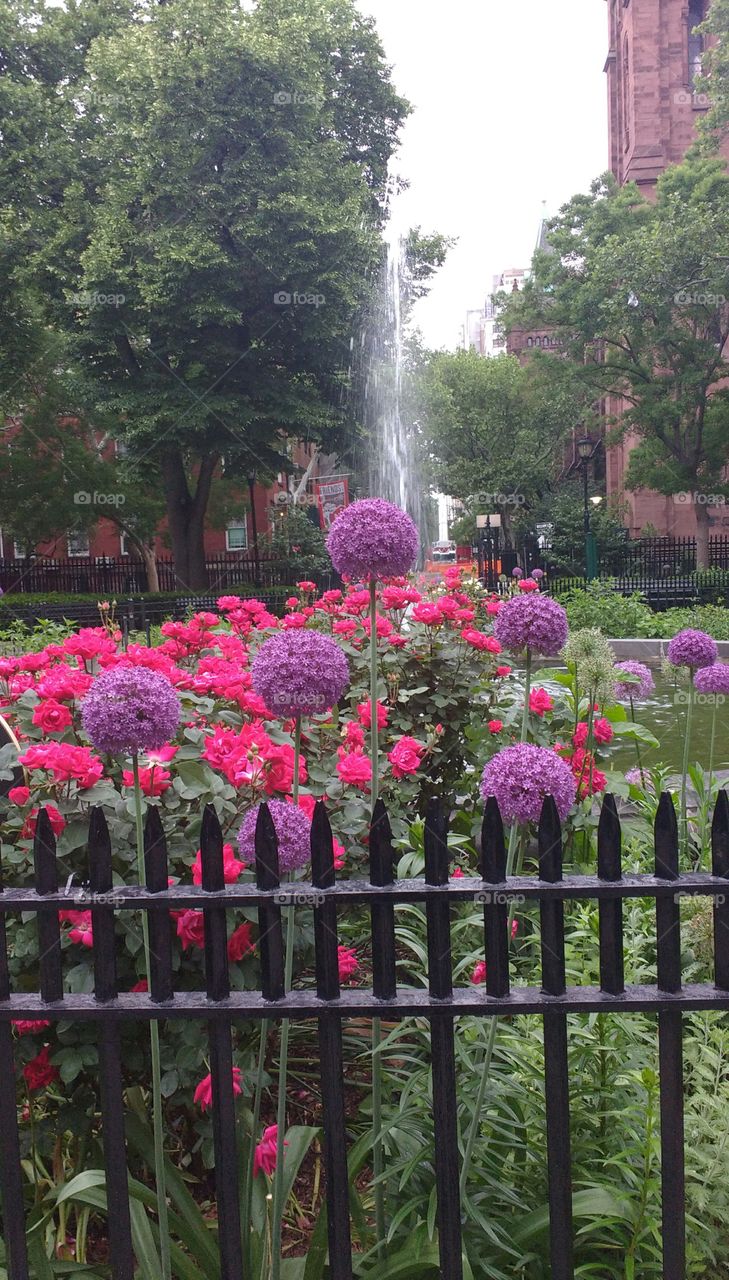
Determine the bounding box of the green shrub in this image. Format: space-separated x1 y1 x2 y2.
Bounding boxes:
652 604 729 640
555 581 656 637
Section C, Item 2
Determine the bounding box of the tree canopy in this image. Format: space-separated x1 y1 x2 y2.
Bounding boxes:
498 158 729 565
414 350 585 547
0 0 424 586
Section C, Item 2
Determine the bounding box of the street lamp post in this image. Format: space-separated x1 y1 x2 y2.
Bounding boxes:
577 435 599 581
247 469 261 588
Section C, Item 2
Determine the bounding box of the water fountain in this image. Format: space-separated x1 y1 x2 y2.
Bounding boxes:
362 166 429 558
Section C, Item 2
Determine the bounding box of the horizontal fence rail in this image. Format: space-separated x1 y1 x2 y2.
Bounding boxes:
0 792 728 1279
0 555 337 597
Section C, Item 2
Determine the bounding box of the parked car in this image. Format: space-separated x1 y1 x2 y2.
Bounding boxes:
431 540 457 564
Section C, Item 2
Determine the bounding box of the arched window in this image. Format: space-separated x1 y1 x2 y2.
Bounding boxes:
527 337 533 348
689 0 706 86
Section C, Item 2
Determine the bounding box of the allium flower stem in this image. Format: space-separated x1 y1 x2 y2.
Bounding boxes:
709 703 717 796
132 753 171 1280
369 580 379 807
369 577 386 1253
243 1018 269 1268
272 886 296 1280
629 696 646 786
293 718 301 807
462 650 534 1196
680 690 694 856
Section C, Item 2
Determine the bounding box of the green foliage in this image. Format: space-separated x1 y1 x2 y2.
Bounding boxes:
555 582 657 638
540 485 629 576
265 507 330 579
0 0 417 582
499 158 729 565
413 350 586 546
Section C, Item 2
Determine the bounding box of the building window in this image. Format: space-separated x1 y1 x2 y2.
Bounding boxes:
689 1 706 87
120 531 129 556
527 337 533 348
225 520 249 552
67 530 91 557
13 540 26 560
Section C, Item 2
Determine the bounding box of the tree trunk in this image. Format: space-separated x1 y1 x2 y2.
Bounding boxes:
141 544 160 594
695 500 711 570
160 448 218 590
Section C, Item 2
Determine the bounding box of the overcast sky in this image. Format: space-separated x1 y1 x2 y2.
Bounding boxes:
357 0 610 350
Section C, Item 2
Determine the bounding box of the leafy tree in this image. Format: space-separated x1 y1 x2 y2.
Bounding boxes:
0 0 413 587
414 350 584 547
499 159 729 567
0 371 165 589
696 0 729 144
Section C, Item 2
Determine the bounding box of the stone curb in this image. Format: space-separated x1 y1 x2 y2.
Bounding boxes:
608 638 729 663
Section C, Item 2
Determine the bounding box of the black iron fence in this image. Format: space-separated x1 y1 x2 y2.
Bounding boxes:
0 556 337 598
1 791 728 1278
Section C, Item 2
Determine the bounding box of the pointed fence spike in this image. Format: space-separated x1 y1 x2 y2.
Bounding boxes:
480 795 506 881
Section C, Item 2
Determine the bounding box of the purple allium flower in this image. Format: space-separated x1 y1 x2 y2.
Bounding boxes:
251 630 349 719
493 594 568 657
693 663 729 695
326 499 419 580
626 767 654 792
238 799 311 874
666 628 718 670
511 567 523 579
532 568 545 580
81 666 180 755
613 660 655 702
480 744 577 824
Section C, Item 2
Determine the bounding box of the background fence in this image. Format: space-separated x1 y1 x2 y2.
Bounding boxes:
1 791 728 1279
0 556 339 599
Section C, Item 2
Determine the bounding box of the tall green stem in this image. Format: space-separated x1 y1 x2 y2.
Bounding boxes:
369 578 386 1251
460 645 533 1196
629 696 646 786
132 754 171 1280
680 687 694 857
369 580 379 806
271 717 300 1280
243 1019 269 1269
709 702 717 797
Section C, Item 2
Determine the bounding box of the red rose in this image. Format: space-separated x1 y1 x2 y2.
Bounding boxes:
488 720 503 734
23 1045 59 1091
388 736 425 779
227 923 255 962
8 786 30 806
528 688 554 717
32 699 72 734
336 752 372 789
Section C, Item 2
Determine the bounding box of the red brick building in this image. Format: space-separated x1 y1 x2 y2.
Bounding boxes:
604 0 729 536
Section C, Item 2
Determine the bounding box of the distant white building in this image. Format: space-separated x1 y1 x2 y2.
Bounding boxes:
462 209 551 359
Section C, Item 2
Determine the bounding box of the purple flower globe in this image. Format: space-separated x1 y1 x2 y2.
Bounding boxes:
511 567 523 579
666 629 718 670
81 666 180 754
694 663 729 695
326 499 419 580
480 744 577 824
251 630 349 719
238 799 311 873
493 594 568 657
532 568 545 580
613 660 655 702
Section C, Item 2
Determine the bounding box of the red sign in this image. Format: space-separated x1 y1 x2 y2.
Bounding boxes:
316 477 349 530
